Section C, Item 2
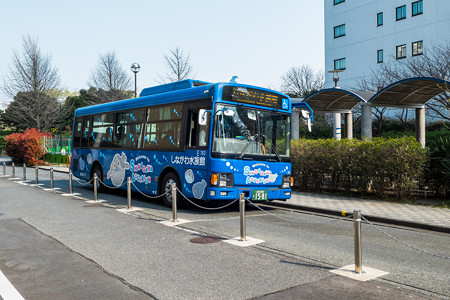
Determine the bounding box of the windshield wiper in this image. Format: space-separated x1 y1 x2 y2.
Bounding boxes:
262 134 282 162
238 134 258 159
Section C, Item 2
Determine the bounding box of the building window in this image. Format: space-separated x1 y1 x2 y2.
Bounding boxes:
396 44 407 59
377 12 383 26
334 58 346 70
334 0 345 5
396 5 406 21
412 41 423 56
377 50 383 63
412 0 423 16
334 24 345 38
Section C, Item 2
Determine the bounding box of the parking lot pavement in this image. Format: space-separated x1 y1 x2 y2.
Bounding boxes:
0 218 153 299
1 174 440 299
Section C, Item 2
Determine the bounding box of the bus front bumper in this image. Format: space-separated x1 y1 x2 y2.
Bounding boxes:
206 187 291 201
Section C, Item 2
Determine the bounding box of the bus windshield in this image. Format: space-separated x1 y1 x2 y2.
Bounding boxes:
212 104 290 159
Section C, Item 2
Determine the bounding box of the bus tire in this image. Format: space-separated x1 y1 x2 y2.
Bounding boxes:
92 165 105 193
161 172 183 208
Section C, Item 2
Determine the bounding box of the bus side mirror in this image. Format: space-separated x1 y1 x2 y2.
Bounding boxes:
301 110 312 132
199 109 210 126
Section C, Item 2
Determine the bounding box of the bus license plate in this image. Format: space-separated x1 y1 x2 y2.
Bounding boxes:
252 190 268 201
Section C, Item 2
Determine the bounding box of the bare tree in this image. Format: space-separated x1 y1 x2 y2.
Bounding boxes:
281 65 324 98
358 42 450 121
160 47 193 83
89 51 132 103
1 36 61 130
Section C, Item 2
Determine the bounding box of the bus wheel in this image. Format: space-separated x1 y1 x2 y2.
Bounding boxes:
92 165 105 193
162 172 183 208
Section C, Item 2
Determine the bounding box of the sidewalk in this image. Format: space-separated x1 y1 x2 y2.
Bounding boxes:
276 192 450 233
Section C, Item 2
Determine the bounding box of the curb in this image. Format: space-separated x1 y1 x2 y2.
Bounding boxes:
270 201 450 234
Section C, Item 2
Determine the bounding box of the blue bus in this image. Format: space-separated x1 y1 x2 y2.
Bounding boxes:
70 79 293 207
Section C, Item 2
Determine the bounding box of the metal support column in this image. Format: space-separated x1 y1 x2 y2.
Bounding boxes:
239 193 246 241
127 177 132 210
344 112 353 139
353 209 362 274
172 183 178 222
415 107 426 147
361 103 372 140
333 113 341 140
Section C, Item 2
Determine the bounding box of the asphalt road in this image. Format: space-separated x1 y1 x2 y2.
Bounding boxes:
0 169 449 299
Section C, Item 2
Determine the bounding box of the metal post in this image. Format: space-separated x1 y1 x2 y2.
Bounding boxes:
172 183 178 222
93 173 98 201
239 193 246 241
127 177 132 210
23 163 26 181
35 166 39 184
50 167 54 189
69 170 73 194
12 162 15 178
3 162 6 175
353 209 362 274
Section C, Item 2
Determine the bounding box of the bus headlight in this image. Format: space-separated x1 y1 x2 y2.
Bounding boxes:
282 175 291 189
211 173 234 187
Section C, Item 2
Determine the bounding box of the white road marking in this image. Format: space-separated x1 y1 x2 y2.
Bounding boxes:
0 270 25 300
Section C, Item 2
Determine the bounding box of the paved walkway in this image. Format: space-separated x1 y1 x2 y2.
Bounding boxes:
277 192 450 232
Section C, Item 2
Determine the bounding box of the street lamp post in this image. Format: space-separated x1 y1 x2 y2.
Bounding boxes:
130 63 140 98
58 98 63 134
327 70 345 140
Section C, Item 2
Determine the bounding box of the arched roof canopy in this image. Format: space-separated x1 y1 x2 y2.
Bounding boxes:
301 88 374 113
369 77 450 108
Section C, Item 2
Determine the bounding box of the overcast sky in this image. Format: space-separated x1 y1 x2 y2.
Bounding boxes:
0 0 324 106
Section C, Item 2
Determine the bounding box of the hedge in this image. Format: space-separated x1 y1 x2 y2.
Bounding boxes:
291 137 427 200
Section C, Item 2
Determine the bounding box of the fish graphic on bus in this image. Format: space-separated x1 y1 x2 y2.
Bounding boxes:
107 152 129 187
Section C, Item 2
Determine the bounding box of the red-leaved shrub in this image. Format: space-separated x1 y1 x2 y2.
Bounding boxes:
5 129 46 166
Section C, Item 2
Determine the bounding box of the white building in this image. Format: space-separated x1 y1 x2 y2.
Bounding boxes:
324 0 450 89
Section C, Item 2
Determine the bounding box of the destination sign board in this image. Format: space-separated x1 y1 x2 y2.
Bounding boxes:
221 86 289 110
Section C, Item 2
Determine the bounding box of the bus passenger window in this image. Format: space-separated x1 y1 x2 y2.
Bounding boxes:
187 109 210 148
73 117 82 148
81 117 90 148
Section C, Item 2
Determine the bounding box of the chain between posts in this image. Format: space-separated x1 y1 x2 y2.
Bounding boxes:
362 216 450 259
72 177 95 185
98 178 128 189
245 199 352 224
175 187 240 210
5 164 449 261
131 181 170 199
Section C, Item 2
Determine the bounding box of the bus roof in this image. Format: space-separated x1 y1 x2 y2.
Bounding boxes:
140 79 212 97
74 80 291 116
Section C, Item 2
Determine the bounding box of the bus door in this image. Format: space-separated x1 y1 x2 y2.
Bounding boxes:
183 105 211 200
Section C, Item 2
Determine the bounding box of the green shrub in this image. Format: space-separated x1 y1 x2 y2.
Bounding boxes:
291 137 427 200
426 135 450 198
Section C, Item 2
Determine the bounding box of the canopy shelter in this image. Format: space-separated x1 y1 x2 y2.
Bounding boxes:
298 89 374 139
290 77 449 145
302 88 374 113
369 77 449 108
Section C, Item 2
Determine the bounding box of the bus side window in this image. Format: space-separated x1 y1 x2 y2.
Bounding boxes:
198 110 210 147
187 110 209 148
73 117 82 148
81 117 91 148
